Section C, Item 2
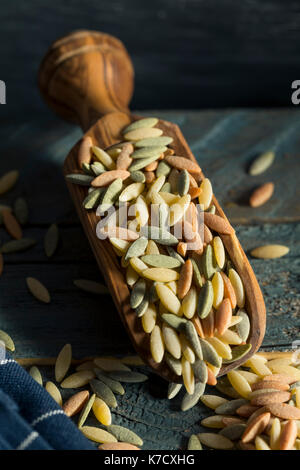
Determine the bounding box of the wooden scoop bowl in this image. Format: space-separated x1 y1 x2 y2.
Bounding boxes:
39 30 266 382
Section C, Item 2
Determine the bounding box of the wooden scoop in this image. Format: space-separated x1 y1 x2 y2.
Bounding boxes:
38 30 266 382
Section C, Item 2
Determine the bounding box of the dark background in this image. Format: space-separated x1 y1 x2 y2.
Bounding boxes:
1 0 300 118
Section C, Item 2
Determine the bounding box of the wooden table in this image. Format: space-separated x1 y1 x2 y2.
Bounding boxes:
1 109 299 449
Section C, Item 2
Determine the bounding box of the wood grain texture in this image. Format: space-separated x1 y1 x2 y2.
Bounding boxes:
1 222 298 357
0 110 298 225
0 111 298 449
39 30 134 130
22 345 296 451
2 0 300 118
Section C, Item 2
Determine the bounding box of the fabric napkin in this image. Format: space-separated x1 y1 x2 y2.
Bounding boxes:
0 352 95 450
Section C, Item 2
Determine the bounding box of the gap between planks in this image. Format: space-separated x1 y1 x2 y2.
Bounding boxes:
16 349 296 367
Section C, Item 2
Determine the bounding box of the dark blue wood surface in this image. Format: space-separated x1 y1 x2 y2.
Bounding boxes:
0 110 299 449
2 1 300 116
0 109 299 357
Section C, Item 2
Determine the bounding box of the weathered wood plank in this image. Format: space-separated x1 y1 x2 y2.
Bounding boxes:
0 111 299 225
1 221 299 263
28 344 297 451
0 111 298 450
157 110 300 224
26 362 205 450
1 222 299 358
0 262 128 359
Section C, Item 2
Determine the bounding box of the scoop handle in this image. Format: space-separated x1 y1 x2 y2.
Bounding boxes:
38 30 134 131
